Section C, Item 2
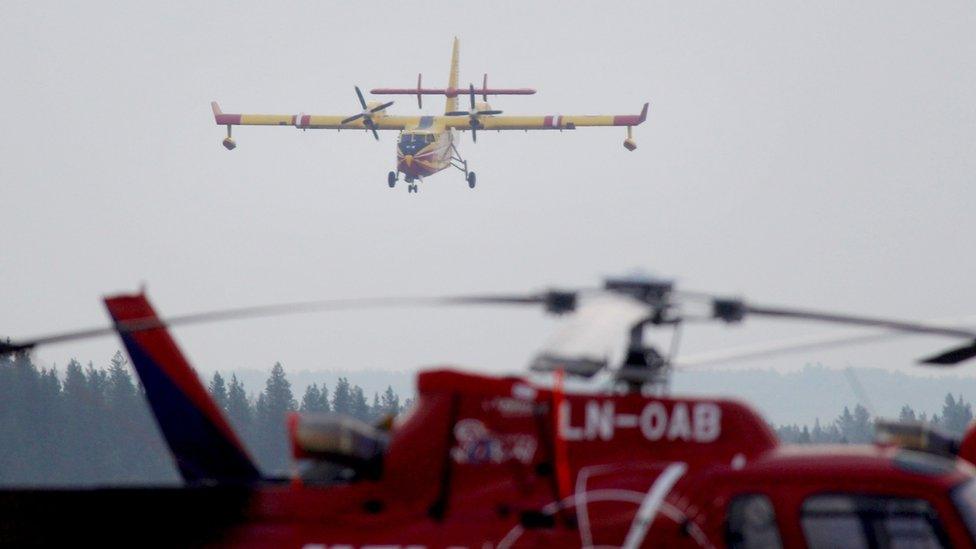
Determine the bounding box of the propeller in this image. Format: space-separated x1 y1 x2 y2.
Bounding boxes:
445 83 502 143
340 86 394 141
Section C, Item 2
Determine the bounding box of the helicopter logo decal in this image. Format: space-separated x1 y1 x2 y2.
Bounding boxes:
450 418 537 465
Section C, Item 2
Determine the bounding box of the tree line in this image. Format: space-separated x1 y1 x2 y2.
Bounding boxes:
774 394 974 444
2 349 974 485
0 351 408 485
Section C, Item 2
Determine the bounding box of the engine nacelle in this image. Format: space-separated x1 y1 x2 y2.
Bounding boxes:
222 137 237 150
476 101 494 113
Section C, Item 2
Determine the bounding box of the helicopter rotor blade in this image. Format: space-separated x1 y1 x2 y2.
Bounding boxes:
919 341 976 365
0 291 575 356
740 302 976 340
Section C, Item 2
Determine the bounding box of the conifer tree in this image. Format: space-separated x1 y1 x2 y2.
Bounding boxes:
811 419 824 442
940 393 973 435
301 383 325 412
317 384 330 412
851 405 872 443
899 405 917 422
255 363 297 472
226 374 252 437
61 359 91 480
371 392 381 420
350 385 370 421
209 372 229 412
332 377 352 414
379 386 400 417
836 406 855 443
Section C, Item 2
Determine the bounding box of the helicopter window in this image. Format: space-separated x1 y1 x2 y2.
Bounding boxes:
801 494 949 549
951 480 976 542
726 494 783 549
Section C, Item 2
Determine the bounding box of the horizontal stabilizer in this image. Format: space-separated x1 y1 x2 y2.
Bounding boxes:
370 87 535 97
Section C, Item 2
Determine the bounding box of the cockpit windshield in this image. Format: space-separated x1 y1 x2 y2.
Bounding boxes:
398 133 434 154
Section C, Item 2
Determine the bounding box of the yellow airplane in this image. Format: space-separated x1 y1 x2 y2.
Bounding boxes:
211 38 648 193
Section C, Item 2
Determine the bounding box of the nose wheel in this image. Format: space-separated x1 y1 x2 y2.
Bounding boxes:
408 184 418 193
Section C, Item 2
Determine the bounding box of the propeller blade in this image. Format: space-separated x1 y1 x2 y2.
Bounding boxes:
341 112 365 124
471 122 477 143
370 101 394 113
355 86 368 110
920 341 976 365
477 110 502 116
445 111 470 117
362 117 379 140
469 83 476 110
482 74 488 102
0 292 568 356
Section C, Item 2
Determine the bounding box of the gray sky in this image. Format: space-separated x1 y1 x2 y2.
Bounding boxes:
2 1 975 384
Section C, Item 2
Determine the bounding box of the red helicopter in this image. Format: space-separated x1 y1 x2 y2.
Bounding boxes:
3 276 976 547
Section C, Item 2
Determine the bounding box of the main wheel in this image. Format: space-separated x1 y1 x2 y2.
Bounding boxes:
388 171 397 188
467 171 476 189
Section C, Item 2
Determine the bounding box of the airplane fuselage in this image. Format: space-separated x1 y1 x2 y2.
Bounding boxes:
396 123 456 181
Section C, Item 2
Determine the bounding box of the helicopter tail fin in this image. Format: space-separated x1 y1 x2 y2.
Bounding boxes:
104 293 262 485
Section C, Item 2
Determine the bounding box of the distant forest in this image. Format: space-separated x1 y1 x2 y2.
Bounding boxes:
0 351 973 486
773 394 974 444
0 351 408 486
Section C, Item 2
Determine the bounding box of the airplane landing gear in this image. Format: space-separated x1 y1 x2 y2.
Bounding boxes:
450 143 478 190
388 171 397 188
408 184 418 193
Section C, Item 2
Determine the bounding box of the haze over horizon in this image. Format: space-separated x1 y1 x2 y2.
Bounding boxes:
3 2 975 384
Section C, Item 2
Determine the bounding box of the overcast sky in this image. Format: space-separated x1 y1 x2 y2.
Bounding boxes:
2 1 975 384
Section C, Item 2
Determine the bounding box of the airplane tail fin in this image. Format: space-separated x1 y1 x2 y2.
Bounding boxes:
446 37 460 114
104 293 262 485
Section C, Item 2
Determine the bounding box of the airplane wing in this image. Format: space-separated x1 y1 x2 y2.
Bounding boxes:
442 103 649 131
211 102 420 131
